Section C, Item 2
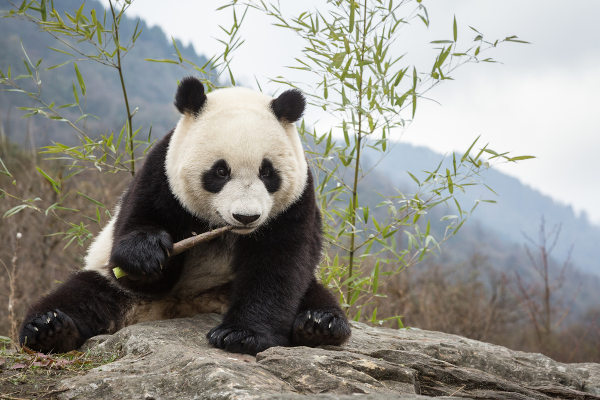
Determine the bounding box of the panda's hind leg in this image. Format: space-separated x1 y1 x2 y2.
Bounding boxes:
19 270 132 353
292 278 351 347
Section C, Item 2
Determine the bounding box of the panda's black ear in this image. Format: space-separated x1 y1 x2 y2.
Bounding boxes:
271 89 305 123
175 76 206 116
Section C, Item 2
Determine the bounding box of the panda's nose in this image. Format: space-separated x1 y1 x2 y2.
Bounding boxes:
233 213 260 225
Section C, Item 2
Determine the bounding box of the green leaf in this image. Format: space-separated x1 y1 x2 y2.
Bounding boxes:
332 52 345 68
73 63 86 96
461 135 480 162
0 157 12 178
407 171 420 185
446 169 453 194
48 47 74 57
3 204 31 218
77 191 105 207
372 262 380 294
508 155 535 161
144 58 179 64
72 82 79 104
453 15 457 42
113 266 128 279
46 60 71 70
40 0 46 21
37 167 60 193
349 1 355 33
172 37 183 63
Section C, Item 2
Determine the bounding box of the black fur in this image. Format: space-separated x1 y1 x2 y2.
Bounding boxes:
259 158 281 193
292 279 352 347
111 229 172 279
202 159 231 193
19 85 350 355
207 171 323 354
271 89 305 123
19 271 132 353
174 76 206 115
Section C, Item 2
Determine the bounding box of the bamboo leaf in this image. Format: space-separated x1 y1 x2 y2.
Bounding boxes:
508 155 536 161
73 63 86 96
446 169 453 194
332 52 345 68
453 15 457 42
349 1 355 33
144 58 179 64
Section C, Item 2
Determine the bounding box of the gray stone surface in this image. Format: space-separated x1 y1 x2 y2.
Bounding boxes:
58 314 600 399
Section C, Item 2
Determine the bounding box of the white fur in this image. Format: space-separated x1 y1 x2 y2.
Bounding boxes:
214 176 273 229
170 234 236 297
84 207 119 278
165 87 308 231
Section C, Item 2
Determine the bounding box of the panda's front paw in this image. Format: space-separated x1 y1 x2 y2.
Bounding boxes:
207 324 281 355
292 309 351 347
110 229 172 279
19 309 81 353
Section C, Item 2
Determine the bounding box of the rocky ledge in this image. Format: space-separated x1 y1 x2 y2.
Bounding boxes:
58 314 600 399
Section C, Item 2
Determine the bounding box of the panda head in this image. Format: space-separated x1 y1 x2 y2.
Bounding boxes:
165 77 308 233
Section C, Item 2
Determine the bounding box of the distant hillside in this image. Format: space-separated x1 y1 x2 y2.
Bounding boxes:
370 142 600 277
355 142 600 319
0 0 209 146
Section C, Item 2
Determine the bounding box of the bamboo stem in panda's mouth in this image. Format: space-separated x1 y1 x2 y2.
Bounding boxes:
170 225 233 256
112 225 233 279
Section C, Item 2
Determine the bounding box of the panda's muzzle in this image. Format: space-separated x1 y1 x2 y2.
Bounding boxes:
232 213 260 225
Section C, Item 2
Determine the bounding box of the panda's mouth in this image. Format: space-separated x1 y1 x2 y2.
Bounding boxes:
231 227 256 234
228 223 259 235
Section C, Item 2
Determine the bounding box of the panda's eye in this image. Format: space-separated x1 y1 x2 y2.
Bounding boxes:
259 159 281 193
260 165 272 178
216 167 229 178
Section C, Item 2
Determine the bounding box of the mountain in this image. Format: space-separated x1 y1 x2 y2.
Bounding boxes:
0 0 210 147
371 142 600 276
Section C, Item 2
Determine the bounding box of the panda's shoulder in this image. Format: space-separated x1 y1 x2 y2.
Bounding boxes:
140 130 174 171
120 130 183 217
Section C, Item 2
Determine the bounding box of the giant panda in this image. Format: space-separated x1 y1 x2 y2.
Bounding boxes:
18 77 351 355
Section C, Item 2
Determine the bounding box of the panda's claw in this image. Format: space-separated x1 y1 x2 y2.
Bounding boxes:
292 309 351 347
207 324 278 355
19 309 81 353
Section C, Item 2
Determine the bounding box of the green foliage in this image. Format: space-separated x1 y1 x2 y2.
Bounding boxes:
0 0 152 246
2 0 149 176
145 5 249 89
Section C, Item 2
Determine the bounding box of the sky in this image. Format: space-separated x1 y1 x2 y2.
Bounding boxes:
111 0 600 224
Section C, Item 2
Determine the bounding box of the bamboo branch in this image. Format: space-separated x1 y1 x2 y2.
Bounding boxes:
171 226 233 256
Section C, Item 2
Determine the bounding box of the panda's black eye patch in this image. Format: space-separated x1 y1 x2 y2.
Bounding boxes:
202 159 231 193
259 159 281 193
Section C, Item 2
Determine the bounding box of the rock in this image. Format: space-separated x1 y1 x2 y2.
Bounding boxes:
58 314 600 399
